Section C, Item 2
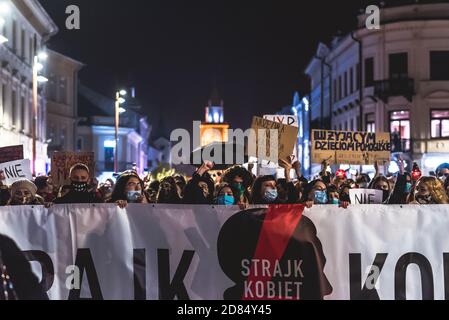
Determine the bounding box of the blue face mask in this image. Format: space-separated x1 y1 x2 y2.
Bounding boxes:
263 189 278 203
405 182 412 193
331 198 340 205
216 195 235 205
314 191 328 204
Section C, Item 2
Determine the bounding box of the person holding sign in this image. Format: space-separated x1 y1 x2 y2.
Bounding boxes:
6 180 43 206
54 164 102 204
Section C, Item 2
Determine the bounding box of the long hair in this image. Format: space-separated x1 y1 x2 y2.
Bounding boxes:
250 175 276 204
222 166 254 189
214 183 239 203
369 176 391 191
110 172 146 202
157 176 181 204
300 179 326 202
416 176 449 204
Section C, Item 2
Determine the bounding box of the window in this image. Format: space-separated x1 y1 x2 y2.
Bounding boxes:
364 57 374 87
430 51 449 81
11 90 16 128
21 29 25 59
339 123 342 131
366 113 376 133
59 77 67 104
12 20 17 52
344 71 348 98
338 76 342 100
20 96 25 132
390 111 411 152
389 52 408 79
356 63 360 90
48 74 57 101
344 121 348 131
350 67 354 94
350 119 354 131
431 110 449 138
333 79 337 102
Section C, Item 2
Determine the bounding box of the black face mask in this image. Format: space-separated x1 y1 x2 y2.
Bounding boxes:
71 181 89 193
382 190 390 202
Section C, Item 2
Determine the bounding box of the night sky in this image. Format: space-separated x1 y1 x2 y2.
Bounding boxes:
39 0 414 135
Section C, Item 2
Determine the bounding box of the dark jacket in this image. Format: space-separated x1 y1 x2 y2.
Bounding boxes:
0 235 48 300
54 190 103 204
388 173 409 205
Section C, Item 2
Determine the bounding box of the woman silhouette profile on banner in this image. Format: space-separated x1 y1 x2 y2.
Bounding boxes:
217 205 333 300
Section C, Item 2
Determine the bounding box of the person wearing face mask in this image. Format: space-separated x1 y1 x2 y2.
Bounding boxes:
301 180 328 207
409 176 449 204
222 165 254 205
54 164 102 204
355 174 371 189
436 163 449 182
250 176 280 205
183 161 215 205
214 183 238 206
110 171 150 208
369 176 391 204
7 180 44 206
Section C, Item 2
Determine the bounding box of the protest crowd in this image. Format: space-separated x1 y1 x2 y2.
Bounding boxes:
1 157 449 209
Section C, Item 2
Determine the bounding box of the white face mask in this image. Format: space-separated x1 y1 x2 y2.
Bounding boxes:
127 190 142 202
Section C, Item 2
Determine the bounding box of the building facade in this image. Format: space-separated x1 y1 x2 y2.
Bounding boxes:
305 1 449 174
77 85 149 178
46 49 84 155
0 0 57 174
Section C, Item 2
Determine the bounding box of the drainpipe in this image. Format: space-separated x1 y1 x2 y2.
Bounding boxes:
351 31 364 131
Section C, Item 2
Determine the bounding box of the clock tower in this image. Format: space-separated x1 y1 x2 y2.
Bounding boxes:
200 88 229 147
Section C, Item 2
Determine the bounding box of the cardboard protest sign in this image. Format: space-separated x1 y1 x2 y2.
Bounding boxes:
349 189 383 204
0 145 24 164
248 117 299 163
312 130 391 165
0 159 32 185
264 115 299 166
263 115 298 128
51 152 95 187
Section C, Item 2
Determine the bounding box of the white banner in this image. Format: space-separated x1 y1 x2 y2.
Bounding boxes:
0 204 448 300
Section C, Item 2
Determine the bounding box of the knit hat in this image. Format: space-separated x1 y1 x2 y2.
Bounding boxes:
10 179 37 198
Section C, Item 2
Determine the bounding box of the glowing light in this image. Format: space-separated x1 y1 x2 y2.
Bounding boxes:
0 2 10 14
37 51 48 61
119 107 126 114
35 62 44 71
0 34 7 44
104 140 116 148
118 97 126 104
119 90 127 96
37 76 48 83
213 112 219 123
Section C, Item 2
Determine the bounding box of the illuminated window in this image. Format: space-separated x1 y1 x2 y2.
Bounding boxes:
366 113 376 133
390 111 410 152
431 110 449 138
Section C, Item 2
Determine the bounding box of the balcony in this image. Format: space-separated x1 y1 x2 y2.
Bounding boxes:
374 78 415 103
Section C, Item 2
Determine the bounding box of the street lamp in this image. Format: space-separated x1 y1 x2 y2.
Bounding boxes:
114 90 127 173
32 50 48 176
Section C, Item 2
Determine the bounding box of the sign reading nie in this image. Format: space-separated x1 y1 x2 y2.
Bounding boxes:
312 130 391 165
